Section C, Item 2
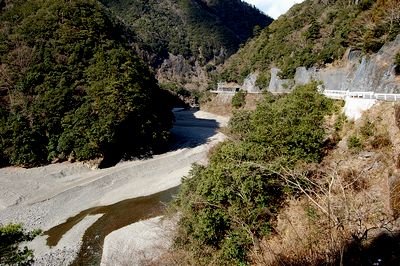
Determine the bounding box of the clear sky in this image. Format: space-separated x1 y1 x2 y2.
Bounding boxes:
243 0 304 19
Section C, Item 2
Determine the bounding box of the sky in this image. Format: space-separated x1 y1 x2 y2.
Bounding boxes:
243 0 304 19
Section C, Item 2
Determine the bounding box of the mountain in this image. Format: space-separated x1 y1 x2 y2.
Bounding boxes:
0 0 272 166
167 1 400 265
220 0 400 88
0 0 173 166
100 0 273 89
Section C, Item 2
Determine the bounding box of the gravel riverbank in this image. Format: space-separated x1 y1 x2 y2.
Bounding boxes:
0 110 227 265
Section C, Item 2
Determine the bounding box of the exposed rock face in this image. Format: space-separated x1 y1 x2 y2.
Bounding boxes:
242 73 261 93
215 73 261 93
269 35 400 93
156 54 210 90
269 68 295 93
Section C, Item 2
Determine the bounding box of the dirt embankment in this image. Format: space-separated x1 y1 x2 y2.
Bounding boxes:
201 93 264 116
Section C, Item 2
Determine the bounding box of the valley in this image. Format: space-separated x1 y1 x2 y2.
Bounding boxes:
1 0 400 265
0 110 227 265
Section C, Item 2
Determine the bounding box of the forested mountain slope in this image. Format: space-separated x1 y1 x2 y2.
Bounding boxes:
166 2 400 264
100 0 272 89
0 0 271 166
0 0 173 166
220 0 400 87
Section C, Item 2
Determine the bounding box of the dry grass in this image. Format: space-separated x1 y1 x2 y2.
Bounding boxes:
390 173 400 220
201 94 263 116
250 102 400 265
201 94 233 116
395 104 400 129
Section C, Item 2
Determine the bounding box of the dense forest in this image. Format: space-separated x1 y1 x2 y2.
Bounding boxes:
101 0 271 65
0 0 173 166
220 0 400 87
100 0 272 87
0 0 270 167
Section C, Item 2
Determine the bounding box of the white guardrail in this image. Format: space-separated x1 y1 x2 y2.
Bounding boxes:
210 90 263 94
210 88 400 101
323 90 400 101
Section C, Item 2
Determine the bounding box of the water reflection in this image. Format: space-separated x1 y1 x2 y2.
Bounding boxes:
45 186 179 266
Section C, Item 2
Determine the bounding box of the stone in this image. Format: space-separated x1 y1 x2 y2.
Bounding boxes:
267 35 400 94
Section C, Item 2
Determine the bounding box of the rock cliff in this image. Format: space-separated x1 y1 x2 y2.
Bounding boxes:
269 35 400 93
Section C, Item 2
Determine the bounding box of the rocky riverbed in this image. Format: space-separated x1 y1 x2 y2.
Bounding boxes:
0 110 227 265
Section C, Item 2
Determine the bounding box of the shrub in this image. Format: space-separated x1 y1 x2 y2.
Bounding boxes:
347 135 363 150
370 132 392 149
335 113 347 132
174 159 285 265
255 71 271 89
248 83 334 162
303 22 321 40
172 83 335 265
360 120 375 138
359 0 375 11
231 90 247 108
0 224 41 266
228 110 253 139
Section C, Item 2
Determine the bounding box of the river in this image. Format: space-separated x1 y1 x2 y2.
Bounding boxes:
0 109 227 265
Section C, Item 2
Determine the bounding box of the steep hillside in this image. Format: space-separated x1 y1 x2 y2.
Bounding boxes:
220 0 400 88
162 1 400 264
168 84 338 265
0 0 173 166
163 87 400 265
100 0 272 89
251 101 400 265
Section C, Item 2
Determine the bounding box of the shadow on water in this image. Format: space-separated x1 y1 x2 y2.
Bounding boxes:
167 109 219 152
44 186 180 266
98 109 219 168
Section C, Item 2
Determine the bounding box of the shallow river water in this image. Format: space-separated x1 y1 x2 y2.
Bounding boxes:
45 186 180 266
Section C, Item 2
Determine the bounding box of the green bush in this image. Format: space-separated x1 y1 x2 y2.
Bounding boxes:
172 83 335 264
231 90 247 108
228 110 253 139
174 157 284 265
0 224 41 266
360 120 376 138
347 135 363 150
334 113 347 132
247 83 334 162
303 22 321 40
255 71 271 89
